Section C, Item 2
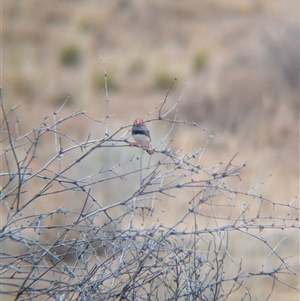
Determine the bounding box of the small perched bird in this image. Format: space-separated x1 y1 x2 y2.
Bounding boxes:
130 118 154 154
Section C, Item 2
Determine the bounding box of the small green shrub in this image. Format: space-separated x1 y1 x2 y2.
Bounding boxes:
60 42 81 66
12 73 35 98
192 50 208 73
127 58 146 76
90 67 117 92
154 71 177 90
77 16 96 33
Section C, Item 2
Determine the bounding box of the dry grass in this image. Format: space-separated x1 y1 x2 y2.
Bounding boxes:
1 0 299 300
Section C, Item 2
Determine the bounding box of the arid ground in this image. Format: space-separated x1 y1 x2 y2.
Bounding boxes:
1 1 299 300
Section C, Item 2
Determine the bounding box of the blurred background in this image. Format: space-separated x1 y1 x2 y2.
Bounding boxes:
2 0 298 202
1 1 299 299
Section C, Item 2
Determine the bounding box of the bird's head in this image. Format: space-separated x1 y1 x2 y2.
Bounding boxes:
133 118 144 126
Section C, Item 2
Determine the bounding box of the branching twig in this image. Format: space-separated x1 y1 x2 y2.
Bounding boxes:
0 78 298 301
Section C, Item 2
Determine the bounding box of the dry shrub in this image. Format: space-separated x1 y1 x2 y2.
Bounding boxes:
0 85 298 301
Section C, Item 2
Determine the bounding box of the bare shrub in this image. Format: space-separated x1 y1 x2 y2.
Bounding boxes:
0 81 298 301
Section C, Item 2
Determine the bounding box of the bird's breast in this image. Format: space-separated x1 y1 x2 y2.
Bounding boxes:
132 134 151 147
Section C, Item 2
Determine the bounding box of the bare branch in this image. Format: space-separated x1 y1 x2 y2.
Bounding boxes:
0 80 298 301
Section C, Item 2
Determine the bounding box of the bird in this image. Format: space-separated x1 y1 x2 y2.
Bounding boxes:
130 118 154 154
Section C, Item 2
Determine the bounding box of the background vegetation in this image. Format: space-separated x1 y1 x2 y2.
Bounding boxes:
1 0 299 300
